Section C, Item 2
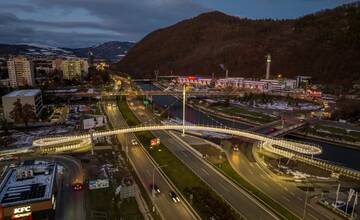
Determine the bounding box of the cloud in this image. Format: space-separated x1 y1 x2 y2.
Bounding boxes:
0 0 208 47
0 0 354 47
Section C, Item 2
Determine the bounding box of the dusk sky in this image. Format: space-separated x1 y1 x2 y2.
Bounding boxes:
0 0 356 48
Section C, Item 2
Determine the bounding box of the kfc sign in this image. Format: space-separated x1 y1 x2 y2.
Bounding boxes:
13 206 31 214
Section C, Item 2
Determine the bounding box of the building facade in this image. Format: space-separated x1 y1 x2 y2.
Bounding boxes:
7 57 35 88
0 161 57 220
176 76 298 93
61 58 89 80
2 89 43 122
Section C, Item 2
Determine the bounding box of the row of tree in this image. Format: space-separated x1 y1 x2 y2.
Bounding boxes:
9 99 36 126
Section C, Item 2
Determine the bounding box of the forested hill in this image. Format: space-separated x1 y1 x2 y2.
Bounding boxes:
117 2 360 86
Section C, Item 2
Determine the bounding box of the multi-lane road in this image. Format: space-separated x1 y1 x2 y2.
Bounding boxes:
104 102 197 220
127 95 279 219
170 132 342 220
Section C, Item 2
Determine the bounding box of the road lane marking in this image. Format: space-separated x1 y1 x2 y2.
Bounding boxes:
308 213 319 220
201 168 209 175
282 196 291 202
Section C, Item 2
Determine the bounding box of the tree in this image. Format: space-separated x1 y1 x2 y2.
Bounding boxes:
0 117 9 134
9 99 23 124
22 104 36 126
9 99 36 126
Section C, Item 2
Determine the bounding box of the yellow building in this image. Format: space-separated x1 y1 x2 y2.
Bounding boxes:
61 59 88 80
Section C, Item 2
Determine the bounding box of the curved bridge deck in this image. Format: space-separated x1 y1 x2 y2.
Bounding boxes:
33 124 322 155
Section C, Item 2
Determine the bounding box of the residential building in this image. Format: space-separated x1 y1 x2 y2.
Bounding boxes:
52 58 63 71
0 57 8 80
7 56 35 88
33 58 54 77
2 89 43 122
61 58 88 80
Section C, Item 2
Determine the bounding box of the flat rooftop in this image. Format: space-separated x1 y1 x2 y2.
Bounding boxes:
0 160 56 207
3 89 41 98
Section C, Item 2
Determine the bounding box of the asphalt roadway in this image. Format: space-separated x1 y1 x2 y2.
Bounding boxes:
128 98 279 220
50 155 86 220
172 132 343 220
104 102 197 220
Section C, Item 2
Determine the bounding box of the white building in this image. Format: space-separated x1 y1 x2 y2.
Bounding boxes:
7 56 35 88
2 89 43 122
243 80 268 91
215 78 244 88
176 76 298 93
176 77 212 86
261 79 297 91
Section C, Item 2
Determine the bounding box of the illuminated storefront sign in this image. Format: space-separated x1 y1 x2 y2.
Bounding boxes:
14 206 31 214
12 206 32 218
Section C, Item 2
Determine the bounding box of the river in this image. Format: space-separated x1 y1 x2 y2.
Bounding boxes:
136 82 360 171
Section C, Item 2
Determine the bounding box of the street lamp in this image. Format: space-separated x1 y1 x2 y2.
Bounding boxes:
152 164 168 212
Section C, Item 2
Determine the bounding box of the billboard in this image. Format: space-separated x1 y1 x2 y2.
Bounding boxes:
89 179 110 190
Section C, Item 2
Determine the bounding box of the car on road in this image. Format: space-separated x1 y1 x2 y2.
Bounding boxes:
268 127 277 133
169 191 180 203
131 139 137 146
72 182 84 191
112 103 117 107
149 184 160 194
232 144 239 151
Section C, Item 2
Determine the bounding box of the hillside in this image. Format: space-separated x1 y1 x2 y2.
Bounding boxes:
0 43 73 57
117 2 360 85
0 41 135 61
67 41 135 61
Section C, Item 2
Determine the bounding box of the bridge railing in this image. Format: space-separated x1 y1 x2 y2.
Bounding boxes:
33 124 322 155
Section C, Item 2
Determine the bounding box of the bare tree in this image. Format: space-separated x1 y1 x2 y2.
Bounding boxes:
9 99 36 126
9 99 23 124
22 104 36 126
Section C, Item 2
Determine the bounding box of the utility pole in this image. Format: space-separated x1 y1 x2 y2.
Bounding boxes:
182 84 186 136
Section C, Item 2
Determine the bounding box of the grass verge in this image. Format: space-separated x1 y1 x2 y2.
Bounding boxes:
118 198 144 220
